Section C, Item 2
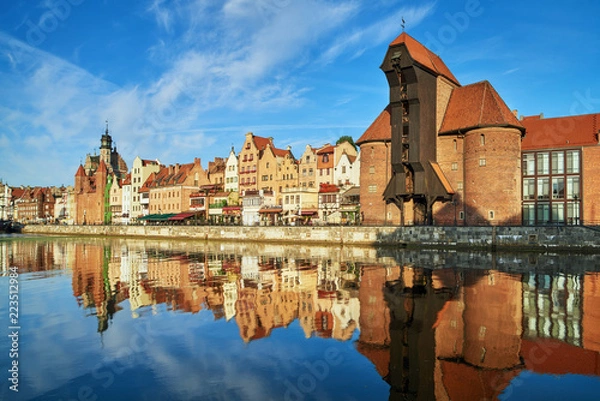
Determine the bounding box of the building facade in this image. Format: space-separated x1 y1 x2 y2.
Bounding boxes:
130 157 161 219
358 32 523 226
520 113 600 225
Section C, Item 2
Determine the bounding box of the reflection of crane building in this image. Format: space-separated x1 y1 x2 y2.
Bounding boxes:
354 263 600 400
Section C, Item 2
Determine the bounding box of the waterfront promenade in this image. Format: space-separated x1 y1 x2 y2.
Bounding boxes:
22 224 600 253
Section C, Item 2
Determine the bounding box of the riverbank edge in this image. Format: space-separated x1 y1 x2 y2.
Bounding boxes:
21 225 600 253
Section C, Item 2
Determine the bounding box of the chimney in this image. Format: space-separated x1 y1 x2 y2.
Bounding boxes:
512 109 518 118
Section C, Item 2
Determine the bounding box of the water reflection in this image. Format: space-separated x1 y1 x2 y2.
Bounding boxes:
2 237 600 400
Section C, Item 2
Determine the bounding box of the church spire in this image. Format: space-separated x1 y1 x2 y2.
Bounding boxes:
101 120 112 150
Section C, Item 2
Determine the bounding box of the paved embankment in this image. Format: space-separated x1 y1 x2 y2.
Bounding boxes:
21 224 600 252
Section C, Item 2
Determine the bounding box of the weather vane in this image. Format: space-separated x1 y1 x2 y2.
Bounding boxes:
401 17 406 31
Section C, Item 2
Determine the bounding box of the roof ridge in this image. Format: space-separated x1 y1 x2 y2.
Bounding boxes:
479 82 487 126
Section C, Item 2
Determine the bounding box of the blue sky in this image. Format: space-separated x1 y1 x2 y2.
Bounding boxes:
1 0 599 187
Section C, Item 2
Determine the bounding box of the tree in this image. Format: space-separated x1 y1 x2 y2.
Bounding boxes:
336 135 357 151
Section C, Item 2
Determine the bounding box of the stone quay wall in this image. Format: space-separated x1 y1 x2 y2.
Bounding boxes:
22 224 600 252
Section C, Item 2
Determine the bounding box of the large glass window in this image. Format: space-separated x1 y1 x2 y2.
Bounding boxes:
537 203 550 224
537 178 550 199
566 150 580 174
551 203 564 224
537 152 549 175
523 204 535 226
567 202 580 225
523 178 535 200
552 178 564 199
523 153 535 176
551 151 564 174
567 176 580 199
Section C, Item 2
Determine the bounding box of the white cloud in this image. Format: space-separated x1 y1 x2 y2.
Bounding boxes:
318 3 436 65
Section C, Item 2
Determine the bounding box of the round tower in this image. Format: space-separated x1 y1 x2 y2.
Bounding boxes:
463 126 522 225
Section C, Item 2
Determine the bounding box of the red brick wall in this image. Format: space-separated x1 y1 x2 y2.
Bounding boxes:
583 146 600 225
463 127 522 226
358 141 402 225
434 135 464 225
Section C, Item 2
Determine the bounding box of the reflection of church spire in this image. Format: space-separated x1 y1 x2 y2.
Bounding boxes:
97 246 118 334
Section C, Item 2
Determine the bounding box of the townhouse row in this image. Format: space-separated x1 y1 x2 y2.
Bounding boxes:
66 127 361 226
3 31 599 228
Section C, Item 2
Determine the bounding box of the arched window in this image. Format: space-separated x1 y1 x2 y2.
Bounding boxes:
480 134 485 146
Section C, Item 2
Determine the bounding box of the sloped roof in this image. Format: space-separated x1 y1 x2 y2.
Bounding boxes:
430 161 455 195
389 32 460 86
316 145 334 155
75 165 86 177
121 173 132 185
521 113 600 150
271 146 292 158
439 81 524 135
356 106 391 145
319 183 339 193
253 135 272 151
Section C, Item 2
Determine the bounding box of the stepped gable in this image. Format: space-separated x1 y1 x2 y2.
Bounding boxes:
439 80 524 135
521 113 600 150
356 106 391 144
389 32 460 85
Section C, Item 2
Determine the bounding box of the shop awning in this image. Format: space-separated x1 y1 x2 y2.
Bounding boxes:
168 212 196 221
223 206 241 215
138 213 177 221
259 208 283 214
300 210 318 216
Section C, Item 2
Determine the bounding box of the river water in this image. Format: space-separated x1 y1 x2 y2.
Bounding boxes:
1 235 600 400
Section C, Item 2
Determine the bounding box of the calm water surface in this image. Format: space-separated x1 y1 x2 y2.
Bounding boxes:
1 235 600 400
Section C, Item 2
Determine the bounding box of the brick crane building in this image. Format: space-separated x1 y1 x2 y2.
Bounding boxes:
357 32 524 226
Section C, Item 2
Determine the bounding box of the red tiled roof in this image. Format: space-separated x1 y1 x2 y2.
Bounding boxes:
439 81 524 135
319 183 339 193
253 135 272 151
121 173 131 185
389 32 460 86
317 145 334 155
521 113 600 150
75 165 86 177
97 160 108 173
11 188 25 199
271 146 291 158
356 106 391 145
